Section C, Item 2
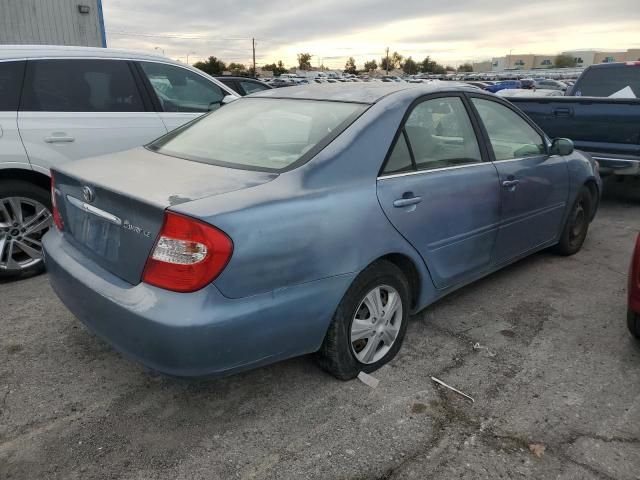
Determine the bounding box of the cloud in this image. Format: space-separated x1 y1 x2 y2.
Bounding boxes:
103 0 640 68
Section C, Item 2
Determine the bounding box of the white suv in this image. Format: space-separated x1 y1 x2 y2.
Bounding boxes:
0 45 238 277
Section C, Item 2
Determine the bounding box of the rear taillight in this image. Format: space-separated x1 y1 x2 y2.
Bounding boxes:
50 174 64 231
142 211 233 293
630 234 640 311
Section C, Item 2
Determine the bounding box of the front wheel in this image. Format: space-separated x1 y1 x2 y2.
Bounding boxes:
316 260 410 380
552 186 593 256
0 180 53 279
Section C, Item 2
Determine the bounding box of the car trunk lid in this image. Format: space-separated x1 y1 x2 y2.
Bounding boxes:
52 147 277 285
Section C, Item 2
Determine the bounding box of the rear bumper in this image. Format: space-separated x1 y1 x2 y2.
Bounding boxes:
43 229 355 377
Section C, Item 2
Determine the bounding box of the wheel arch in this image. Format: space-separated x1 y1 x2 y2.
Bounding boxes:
376 253 423 311
0 168 51 192
583 178 600 221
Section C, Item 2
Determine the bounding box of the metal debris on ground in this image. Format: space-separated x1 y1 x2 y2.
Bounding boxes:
357 371 380 388
431 376 475 403
473 342 497 357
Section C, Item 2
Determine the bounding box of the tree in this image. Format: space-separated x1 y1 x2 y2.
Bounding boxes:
193 56 226 75
363 59 378 72
344 57 357 74
402 56 418 75
457 63 473 72
554 54 577 68
263 60 287 76
297 53 313 70
227 62 246 75
391 51 404 69
380 56 392 72
420 56 435 73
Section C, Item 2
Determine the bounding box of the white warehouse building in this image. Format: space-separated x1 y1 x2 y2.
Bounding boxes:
0 0 106 48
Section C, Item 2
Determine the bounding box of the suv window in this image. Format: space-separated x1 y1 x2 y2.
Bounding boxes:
140 62 226 112
573 65 640 97
239 80 270 95
404 97 482 171
21 59 144 112
0 61 25 111
471 98 545 160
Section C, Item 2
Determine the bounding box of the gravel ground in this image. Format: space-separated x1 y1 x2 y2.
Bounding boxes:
1 179 639 479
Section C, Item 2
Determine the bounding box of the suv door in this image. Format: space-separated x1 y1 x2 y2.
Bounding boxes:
18 59 167 172
0 61 29 169
468 96 569 264
376 95 501 289
137 62 233 131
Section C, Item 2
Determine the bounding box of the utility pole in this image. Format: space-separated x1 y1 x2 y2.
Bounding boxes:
252 38 256 77
386 47 389 74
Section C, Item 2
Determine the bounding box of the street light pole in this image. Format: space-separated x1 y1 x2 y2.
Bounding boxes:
386 47 389 75
186 52 196 64
154 46 164 55
252 38 256 77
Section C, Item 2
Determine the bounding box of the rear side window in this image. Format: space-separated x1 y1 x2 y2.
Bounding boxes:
574 66 640 97
0 61 25 111
139 62 226 112
21 59 144 112
382 132 413 175
239 80 270 95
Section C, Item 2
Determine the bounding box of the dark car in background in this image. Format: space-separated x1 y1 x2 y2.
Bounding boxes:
485 80 522 93
215 76 272 96
511 62 640 177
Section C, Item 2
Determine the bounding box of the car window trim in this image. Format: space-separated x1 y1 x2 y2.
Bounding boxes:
0 60 27 112
377 92 490 179
130 61 162 112
19 58 147 113
463 92 551 162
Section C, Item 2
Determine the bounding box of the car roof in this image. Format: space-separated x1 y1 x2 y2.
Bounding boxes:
0 44 175 64
250 81 481 104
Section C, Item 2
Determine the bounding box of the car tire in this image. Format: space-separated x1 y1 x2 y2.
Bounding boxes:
0 180 52 279
552 186 593 256
628 310 640 340
316 260 410 380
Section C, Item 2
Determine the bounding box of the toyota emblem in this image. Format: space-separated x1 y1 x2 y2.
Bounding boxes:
82 186 95 203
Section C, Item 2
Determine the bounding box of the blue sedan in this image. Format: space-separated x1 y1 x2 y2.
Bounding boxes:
44 83 601 379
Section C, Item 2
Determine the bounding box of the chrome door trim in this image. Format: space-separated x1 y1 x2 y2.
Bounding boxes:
378 161 489 180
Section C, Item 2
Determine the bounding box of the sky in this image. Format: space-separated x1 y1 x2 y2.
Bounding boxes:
102 0 640 69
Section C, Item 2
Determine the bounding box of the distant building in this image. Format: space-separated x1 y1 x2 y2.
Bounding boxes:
487 48 640 72
472 60 492 72
0 0 106 47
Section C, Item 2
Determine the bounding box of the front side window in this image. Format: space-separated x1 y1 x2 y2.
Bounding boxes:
471 98 545 161
149 98 366 171
140 62 226 113
0 61 25 111
21 59 144 112
404 97 482 171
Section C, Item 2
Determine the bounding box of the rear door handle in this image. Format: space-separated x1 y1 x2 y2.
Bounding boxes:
552 107 572 117
502 179 520 188
44 135 75 143
393 196 422 208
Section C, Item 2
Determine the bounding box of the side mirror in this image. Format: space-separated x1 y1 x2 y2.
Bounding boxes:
208 95 239 111
550 138 574 156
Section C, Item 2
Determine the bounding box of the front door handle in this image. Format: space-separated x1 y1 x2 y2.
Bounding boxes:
502 179 520 189
393 196 422 208
45 135 75 143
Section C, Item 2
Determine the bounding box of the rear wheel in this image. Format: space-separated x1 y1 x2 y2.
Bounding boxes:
316 260 410 380
0 180 52 279
628 310 640 340
552 186 593 256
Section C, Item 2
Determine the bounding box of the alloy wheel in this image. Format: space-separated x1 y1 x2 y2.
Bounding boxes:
350 285 403 364
0 196 52 272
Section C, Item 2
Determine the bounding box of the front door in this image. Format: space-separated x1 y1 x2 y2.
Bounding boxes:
469 96 569 264
17 59 167 172
377 96 501 289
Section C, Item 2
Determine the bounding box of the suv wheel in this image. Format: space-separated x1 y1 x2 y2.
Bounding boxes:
0 180 52 278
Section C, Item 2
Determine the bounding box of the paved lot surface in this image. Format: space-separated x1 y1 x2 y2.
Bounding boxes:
1 179 639 479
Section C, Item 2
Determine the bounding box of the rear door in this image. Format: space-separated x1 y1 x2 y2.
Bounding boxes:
468 95 569 264
376 95 501 289
0 60 30 169
137 61 233 131
18 58 167 172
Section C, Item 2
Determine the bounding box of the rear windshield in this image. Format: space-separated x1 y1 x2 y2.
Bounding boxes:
149 98 367 172
574 66 640 97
